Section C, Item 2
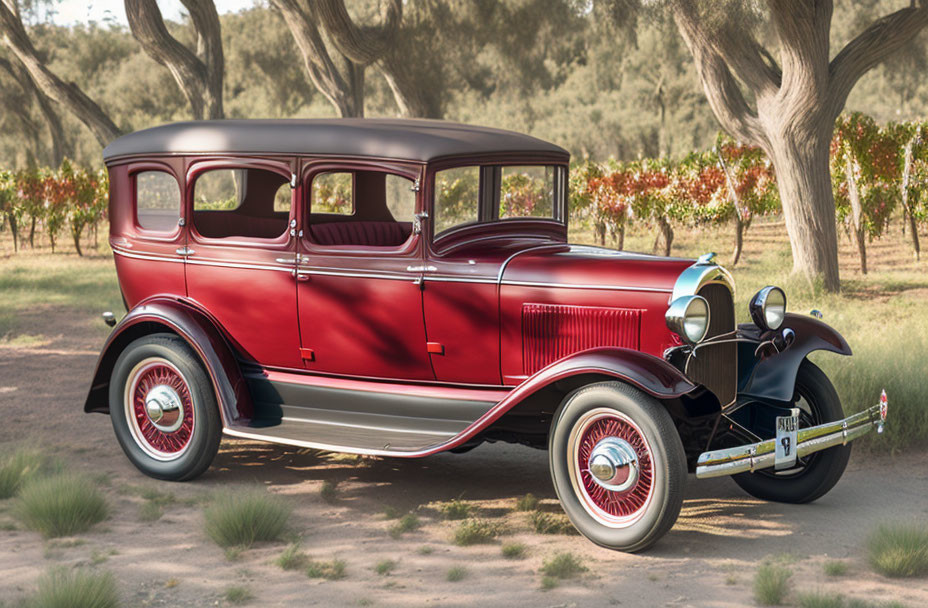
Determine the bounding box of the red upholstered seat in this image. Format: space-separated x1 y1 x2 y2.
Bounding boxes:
310 221 412 247
193 212 288 240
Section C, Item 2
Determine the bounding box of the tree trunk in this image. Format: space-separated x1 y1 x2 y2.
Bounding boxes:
71 225 83 257
595 221 606 247
125 0 224 120
766 133 842 289
908 212 920 262
901 133 920 261
28 215 35 248
5 212 17 252
616 223 625 251
843 154 867 275
653 216 674 257
731 216 745 267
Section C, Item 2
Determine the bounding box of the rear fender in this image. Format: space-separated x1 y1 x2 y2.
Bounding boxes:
84 297 252 425
738 313 852 402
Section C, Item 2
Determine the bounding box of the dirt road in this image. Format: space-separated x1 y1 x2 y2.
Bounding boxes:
0 307 925 607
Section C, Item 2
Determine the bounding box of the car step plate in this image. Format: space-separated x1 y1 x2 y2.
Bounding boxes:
774 407 800 470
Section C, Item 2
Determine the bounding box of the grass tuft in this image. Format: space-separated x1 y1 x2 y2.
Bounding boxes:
867 522 928 578
452 519 504 546
439 499 473 520
540 575 558 590
388 513 420 539
138 501 163 522
319 480 337 503
417 545 434 555
203 487 290 548
530 511 577 535
0 448 57 499
540 552 587 580
306 558 347 580
374 559 397 576
514 493 539 512
382 505 400 519
796 591 846 608
753 563 792 606
501 542 526 560
824 560 848 577
223 586 254 604
275 542 308 571
31 567 118 608
446 566 467 582
15 474 108 538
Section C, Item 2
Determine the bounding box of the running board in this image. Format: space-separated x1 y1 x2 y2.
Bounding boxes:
696 391 888 479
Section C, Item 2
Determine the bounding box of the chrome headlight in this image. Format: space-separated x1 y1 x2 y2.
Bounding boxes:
749 286 786 331
666 295 710 344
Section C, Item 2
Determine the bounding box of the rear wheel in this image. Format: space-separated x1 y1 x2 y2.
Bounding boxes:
733 360 850 503
109 333 221 481
549 381 686 552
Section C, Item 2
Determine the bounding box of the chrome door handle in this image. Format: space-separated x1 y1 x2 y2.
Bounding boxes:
291 270 311 282
175 247 194 256
406 265 437 273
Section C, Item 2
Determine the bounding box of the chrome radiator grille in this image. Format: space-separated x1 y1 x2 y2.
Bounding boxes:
685 283 737 407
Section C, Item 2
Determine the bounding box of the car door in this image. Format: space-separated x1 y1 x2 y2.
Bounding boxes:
296 160 434 381
184 158 302 370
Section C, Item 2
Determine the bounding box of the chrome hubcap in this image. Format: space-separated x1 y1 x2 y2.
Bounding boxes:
143 384 184 433
588 437 639 492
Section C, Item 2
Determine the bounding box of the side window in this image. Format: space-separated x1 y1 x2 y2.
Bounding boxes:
136 171 180 232
312 172 354 215
385 174 415 221
434 166 479 236
192 167 290 240
307 170 416 248
499 165 555 220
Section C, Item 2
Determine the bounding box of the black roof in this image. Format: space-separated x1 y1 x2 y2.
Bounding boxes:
102 119 569 164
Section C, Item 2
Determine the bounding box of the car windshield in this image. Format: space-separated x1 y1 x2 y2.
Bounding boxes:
433 164 564 236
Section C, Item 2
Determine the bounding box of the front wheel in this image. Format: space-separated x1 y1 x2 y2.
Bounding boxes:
733 360 851 503
549 381 686 553
109 333 221 481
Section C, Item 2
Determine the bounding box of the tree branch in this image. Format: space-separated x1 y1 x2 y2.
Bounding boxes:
0 2 121 146
125 0 223 119
669 0 766 146
269 0 362 117
312 0 401 65
829 3 928 119
0 53 65 164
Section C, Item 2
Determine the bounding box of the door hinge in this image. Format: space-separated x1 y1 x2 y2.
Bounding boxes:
410 177 421 192
175 246 194 256
290 173 298 189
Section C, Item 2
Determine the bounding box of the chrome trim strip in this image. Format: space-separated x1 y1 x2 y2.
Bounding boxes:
424 276 498 284
295 266 414 281
696 402 886 479
187 259 292 272
279 416 456 437
113 248 184 264
222 427 438 456
501 279 673 293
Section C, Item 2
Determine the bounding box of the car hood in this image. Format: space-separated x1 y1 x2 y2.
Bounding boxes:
501 244 693 293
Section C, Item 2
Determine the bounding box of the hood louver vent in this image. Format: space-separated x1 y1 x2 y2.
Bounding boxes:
522 304 641 375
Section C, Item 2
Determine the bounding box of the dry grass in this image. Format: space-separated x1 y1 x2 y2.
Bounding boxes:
445 566 467 582
514 493 539 512
388 512 420 539
305 558 347 580
452 519 505 546
203 487 291 548
824 560 849 576
15 474 108 538
753 563 792 606
501 542 527 559
868 522 928 578
0 447 58 500
29 567 118 608
530 511 577 535
540 552 587 580
438 499 473 520
223 586 254 604
275 542 308 571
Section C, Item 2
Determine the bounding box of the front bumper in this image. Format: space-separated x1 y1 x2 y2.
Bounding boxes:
695 391 888 479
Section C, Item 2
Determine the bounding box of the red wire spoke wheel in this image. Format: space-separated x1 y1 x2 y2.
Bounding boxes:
568 408 655 527
124 357 195 461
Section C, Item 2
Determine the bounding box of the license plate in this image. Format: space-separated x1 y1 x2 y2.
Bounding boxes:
775 408 800 470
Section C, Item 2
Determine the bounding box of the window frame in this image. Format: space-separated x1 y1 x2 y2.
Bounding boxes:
130 163 183 241
186 158 295 249
429 159 568 245
300 159 424 257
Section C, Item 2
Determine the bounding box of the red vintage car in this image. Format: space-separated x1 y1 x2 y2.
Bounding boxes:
86 119 886 552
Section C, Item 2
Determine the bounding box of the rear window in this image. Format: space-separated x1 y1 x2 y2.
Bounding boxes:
136 171 180 232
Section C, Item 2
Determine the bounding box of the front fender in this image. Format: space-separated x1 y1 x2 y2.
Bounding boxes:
84 297 252 425
738 313 852 402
